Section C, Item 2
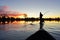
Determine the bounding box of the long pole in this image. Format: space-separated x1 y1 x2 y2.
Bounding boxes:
43 11 49 15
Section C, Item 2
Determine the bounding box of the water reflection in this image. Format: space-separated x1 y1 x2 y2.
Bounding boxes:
0 21 39 31
0 21 15 25
26 21 56 40
40 21 44 29
0 20 60 40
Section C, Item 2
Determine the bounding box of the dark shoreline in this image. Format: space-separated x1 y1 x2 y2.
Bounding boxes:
0 17 60 21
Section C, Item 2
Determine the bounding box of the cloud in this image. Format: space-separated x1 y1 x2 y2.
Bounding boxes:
0 6 27 17
0 6 9 11
0 6 9 14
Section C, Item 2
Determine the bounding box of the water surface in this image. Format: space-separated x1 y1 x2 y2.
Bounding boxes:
0 21 60 40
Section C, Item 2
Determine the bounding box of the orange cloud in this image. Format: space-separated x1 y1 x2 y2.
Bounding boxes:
0 6 27 18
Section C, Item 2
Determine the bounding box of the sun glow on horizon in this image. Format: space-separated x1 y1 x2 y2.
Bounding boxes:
17 16 25 18
43 15 60 18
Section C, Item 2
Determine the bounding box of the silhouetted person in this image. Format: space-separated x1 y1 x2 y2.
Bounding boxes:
40 12 43 21
40 12 44 29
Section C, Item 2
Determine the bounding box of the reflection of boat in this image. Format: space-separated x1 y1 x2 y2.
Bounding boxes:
26 29 56 40
29 21 34 25
29 23 34 25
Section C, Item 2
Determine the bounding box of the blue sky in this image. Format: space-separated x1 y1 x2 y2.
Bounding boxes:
0 0 60 18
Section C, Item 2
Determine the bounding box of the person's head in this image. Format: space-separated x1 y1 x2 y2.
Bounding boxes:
40 12 42 14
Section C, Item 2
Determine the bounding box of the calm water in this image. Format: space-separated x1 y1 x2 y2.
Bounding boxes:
0 21 60 40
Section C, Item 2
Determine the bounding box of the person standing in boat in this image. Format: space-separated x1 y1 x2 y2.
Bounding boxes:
40 12 43 21
40 12 44 29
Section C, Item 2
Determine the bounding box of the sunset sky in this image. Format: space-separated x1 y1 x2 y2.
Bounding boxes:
0 0 60 18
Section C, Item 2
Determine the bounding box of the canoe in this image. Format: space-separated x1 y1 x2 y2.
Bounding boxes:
26 29 56 40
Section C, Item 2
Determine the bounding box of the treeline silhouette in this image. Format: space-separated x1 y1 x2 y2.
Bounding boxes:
0 16 60 22
0 16 39 22
44 18 60 21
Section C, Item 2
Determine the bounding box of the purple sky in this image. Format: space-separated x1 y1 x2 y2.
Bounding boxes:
0 0 60 18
